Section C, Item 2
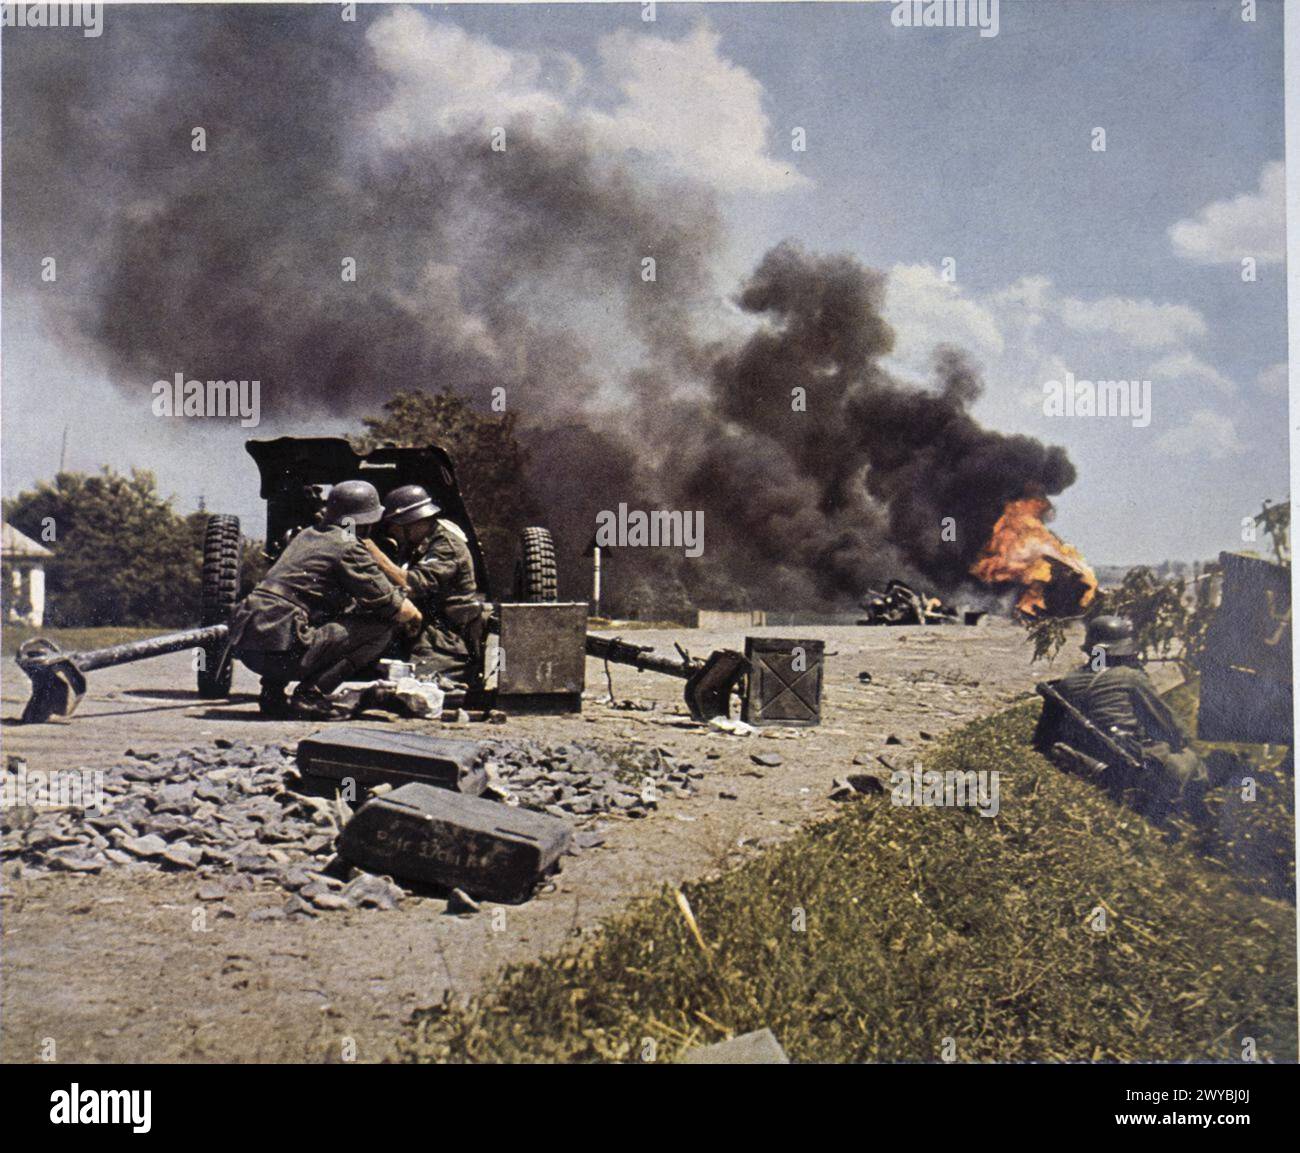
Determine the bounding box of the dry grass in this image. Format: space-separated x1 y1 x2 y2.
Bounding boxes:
1 624 162 658
1164 677 1294 902
401 702 1296 1064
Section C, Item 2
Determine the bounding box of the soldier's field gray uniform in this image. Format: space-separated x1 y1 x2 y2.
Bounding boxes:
1055 662 1208 815
228 525 404 693
403 518 483 678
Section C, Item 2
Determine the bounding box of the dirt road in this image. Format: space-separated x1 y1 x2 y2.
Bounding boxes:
2 621 1065 1062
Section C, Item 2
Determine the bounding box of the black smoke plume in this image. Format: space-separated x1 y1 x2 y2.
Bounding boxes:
3 6 1076 613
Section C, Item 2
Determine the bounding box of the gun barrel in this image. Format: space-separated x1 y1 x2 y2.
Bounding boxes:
16 625 232 724
585 634 696 680
21 625 230 674
76 626 229 672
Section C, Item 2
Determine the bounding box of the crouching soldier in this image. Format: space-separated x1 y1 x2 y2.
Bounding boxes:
1039 615 1209 820
366 484 486 684
228 480 423 718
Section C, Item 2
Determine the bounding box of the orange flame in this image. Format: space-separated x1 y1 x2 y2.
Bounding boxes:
970 495 1097 617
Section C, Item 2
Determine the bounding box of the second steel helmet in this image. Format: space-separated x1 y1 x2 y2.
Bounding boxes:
381 484 441 526
322 480 384 526
1083 615 1138 658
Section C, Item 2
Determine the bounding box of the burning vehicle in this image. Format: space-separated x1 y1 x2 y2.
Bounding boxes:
970 495 1097 618
859 495 1095 628
857 580 983 626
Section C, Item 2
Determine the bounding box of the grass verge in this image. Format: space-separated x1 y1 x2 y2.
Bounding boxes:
402 701 1296 1064
1 624 162 658
1164 676 1294 902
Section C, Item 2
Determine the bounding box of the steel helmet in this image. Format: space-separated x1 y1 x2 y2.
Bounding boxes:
381 484 441 526
1083 615 1138 658
322 479 384 526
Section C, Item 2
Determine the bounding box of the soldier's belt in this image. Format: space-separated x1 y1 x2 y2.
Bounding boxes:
256 581 311 612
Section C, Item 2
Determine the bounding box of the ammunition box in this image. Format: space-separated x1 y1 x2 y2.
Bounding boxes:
296 727 487 796
338 782 572 902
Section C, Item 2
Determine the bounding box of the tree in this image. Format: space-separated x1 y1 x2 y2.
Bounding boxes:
1026 563 1218 676
355 389 536 593
4 468 203 627
1254 499 1291 565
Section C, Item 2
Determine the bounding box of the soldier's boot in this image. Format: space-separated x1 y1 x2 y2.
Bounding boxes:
258 680 292 719
289 684 346 720
306 657 371 698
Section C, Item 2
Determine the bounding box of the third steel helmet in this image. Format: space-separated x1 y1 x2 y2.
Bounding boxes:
1083 615 1138 658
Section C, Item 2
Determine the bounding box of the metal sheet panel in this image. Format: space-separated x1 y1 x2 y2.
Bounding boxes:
1198 552 1293 744
496 602 587 707
742 637 824 727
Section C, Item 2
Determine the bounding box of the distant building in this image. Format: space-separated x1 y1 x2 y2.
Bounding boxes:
2 522 52 626
1092 560 1216 589
696 609 767 630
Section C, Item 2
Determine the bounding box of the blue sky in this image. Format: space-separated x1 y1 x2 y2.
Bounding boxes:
424 0 1290 563
2 1 1289 566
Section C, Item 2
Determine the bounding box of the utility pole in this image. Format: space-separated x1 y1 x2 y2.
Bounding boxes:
58 423 68 474
584 536 604 618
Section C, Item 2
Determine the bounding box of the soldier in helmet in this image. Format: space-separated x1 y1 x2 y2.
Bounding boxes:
366 483 486 683
1049 615 1209 819
228 480 423 718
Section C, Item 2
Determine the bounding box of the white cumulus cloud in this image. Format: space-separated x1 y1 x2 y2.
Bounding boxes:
1168 161 1286 265
1155 409 1246 459
589 25 806 193
1056 294 1207 350
1147 351 1235 396
366 13 803 194
367 10 571 143
1257 361 1288 394
881 263 1005 380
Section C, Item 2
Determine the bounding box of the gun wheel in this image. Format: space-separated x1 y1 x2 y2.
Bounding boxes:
514 526 558 602
198 514 241 697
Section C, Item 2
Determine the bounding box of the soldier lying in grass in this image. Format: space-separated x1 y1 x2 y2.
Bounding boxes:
1035 615 1220 822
